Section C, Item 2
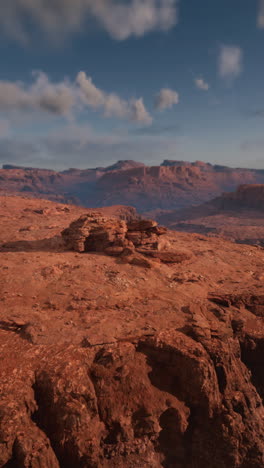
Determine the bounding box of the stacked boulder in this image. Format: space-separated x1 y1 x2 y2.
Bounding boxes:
62 213 166 255
61 213 127 254
62 213 191 265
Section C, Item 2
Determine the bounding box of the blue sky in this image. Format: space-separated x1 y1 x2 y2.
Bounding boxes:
0 0 263 170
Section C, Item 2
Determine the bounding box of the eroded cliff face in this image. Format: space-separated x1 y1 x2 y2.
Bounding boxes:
218 185 264 211
1 161 264 212
1 319 264 468
0 196 264 467
155 184 264 247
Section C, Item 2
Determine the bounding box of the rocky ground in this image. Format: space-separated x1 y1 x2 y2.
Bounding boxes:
0 196 264 467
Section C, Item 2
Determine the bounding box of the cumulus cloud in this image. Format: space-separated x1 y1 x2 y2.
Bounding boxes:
76 72 105 109
219 46 243 80
155 88 179 110
0 72 76 116
130 98 153 125
0 71 152 125
104 95 129 119
195 77 209 91
77 71 129 118
0 0 179 43
258 0 264 28
77 71 152 124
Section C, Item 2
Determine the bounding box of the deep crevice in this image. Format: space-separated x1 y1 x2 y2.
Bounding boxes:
2 450 19 468
31 377 66 468
240 336 264 401
158 407 187 468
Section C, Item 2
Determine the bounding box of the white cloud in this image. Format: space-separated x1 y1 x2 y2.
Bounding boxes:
0 0 179 43
258 0 264 28
77 71 152 124
104 95 129 119
76 71 128 118
130 98 153 125
76 72 105 109
92 0 178 40
155 88 179 110
195 77 209 91
0 71 152 125
0 72 76 116
219 46 243 80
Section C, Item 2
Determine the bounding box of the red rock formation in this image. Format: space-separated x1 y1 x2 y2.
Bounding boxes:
218 184 264 211
156 184 264 246
1 328 263 467
1 161 264 211
61 214 129 253
61 214 184 266
0 195 264 467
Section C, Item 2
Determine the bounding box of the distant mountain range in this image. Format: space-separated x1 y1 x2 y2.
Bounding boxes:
156 184 264 246
1 160 264 212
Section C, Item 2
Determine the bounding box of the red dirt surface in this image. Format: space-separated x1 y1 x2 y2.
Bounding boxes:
0 195 264 467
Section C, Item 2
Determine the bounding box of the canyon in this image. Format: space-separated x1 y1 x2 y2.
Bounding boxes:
156 184 264 246
1 160 264 212
1 160 263 247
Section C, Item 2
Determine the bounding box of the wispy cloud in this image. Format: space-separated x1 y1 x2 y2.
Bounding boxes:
0 0 179 43
258 0 264 28
194 77 209 91
219 45 243 80
0 124 181 170
0 71 152 125
155 88 179 110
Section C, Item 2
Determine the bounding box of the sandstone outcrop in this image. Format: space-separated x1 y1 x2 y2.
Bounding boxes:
1 328 264 468
62 213 129 253
61 215 183 265
1 196 264 467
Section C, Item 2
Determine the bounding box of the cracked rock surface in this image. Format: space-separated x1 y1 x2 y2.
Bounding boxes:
0 196 264 467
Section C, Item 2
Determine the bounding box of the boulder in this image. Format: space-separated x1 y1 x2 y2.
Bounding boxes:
62 214 168 258
61 214 128 253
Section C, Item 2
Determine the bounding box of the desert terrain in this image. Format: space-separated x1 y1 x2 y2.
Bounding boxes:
1 1 264 466
0 195 263 467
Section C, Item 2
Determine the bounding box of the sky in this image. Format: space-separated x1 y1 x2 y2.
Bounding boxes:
0 0 264 170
